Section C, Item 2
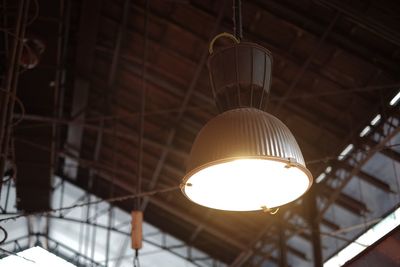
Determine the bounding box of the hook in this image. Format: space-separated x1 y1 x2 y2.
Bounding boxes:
209 32 240 54
261 205 279 215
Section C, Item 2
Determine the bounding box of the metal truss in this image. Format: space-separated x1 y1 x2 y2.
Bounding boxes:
318 108 400 219
0 175 225 267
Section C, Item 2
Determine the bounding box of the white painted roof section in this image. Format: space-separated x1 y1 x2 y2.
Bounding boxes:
0 246 76 267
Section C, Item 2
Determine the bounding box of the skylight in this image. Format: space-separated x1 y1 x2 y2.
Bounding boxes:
370 114 381 126
338 144 354 161
389 91 400 106
324 206 400 267
359 126 371 137
325 166 332 174
316 173 327 183
0 246 76 267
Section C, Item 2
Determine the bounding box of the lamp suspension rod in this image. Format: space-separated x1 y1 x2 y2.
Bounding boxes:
232 0 243 40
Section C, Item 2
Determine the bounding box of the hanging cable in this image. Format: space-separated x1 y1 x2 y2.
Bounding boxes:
232 0 243 40
0 247 36 263
136 0 149 211
0 0 39 31
0 185 179 223
0 225 7 245
232 0 237 38
131 2 148 263
133 249 141 267
237 0 243 40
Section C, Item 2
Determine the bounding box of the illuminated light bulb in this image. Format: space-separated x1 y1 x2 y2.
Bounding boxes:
183 158 311 211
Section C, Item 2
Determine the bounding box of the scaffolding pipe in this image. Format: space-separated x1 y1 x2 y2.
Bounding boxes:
0 0 30 192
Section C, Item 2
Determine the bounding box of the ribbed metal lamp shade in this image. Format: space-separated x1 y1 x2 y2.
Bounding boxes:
181 108 313 211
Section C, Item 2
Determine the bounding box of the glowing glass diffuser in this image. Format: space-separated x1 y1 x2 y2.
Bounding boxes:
181 33 313 211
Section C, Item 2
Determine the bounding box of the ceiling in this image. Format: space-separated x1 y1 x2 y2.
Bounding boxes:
1 0 400 266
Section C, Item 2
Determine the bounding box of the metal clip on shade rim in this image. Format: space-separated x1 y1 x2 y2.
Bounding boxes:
209 32 240 54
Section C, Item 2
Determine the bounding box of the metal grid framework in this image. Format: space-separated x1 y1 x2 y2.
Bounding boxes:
0 177 226 267
1 0 400 266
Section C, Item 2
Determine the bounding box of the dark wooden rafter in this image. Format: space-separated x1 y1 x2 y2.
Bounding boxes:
95 40 349 139
315 0 400 46
251 0 400 75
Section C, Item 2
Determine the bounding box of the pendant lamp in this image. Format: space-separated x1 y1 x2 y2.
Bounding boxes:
180 33 313 211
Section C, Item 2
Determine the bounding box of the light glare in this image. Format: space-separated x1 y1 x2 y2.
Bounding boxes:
324 206 400 266
183 159 311 211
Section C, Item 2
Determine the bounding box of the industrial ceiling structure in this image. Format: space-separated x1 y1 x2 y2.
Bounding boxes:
1 0 400 266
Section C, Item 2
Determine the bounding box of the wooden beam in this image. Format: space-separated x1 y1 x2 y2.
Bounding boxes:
251 0 400 75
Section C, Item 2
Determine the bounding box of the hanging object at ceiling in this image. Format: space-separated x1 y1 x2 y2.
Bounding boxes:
19 35 45 69
131 210 143 249
180 1 312 212
131 210 143 266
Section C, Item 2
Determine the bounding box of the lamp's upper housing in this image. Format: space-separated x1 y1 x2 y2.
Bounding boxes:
182 108 313 211
208 41 273 112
